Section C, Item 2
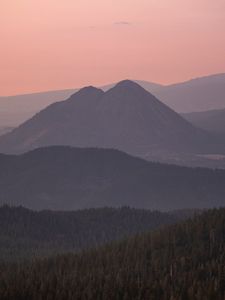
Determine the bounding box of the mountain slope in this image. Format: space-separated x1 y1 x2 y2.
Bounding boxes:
182 108 225 134
154 73 225 113
0 81 213 158
1 208 225 300
0 205 190 262
0 146 225 210
0 89 77 127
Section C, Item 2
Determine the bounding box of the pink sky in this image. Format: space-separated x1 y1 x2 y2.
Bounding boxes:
1 0 225 96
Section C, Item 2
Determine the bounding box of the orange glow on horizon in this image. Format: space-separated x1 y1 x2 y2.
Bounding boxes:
1 0 225 96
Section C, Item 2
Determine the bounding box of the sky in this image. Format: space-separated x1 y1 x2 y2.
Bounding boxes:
1 0 225 96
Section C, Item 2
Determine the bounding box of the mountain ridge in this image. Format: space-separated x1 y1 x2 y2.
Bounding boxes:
1 73 225 128
0 146 225 211
154 73 225 112
182 108 225 134
0 80 212 159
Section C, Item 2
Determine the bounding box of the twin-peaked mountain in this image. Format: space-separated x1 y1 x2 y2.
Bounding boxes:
1 73 225 129
0 80 221 167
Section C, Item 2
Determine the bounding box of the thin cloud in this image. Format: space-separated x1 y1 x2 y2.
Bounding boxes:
113 21 133 26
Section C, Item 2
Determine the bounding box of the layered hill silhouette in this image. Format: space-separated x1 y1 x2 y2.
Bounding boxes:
1 74 224 129
0 146 225 211
0 80 220 166
0 89 77 128
154 73 225 112
0 80 161 128
183 108 225 134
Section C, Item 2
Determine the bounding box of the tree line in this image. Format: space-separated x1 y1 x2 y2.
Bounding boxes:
0 208 224 299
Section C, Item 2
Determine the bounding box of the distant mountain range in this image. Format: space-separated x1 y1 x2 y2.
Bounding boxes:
0 81 161 128
0 74 225 128
182 108 225 134
0 80 224 168
0 146 225 211
154 73 225 113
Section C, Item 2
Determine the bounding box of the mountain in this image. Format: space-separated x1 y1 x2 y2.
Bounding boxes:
182 108 225 134
1 74 225 129
101 80 163 92
1 208 225 299
0 80 161 128
0 80 217 161
1 79 224 168
0 89 77 127
154 73 225 113
0 205 192 262
0 146 225 210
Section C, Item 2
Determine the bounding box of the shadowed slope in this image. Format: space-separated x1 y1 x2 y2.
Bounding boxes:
0 146 225 210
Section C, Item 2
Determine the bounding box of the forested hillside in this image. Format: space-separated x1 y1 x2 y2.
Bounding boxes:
0 205 190 262
0 208 224 299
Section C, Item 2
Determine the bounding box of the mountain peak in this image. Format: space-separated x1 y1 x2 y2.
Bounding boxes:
70 86 103 98
110 80 150 97
0 76 212 165
115 80 143 89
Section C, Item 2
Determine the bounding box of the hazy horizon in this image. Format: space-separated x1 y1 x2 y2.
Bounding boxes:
0 72 225 98
1 0 225 96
